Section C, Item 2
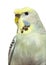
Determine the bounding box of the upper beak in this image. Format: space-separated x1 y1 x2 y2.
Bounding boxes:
15 14 21 23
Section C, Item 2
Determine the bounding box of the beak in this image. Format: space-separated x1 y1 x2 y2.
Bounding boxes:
15 14 21 23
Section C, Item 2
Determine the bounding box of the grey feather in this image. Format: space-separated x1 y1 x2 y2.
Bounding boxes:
9 32 46 65
8 36 16 65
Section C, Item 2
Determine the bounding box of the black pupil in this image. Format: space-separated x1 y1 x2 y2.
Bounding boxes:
25 12 28 15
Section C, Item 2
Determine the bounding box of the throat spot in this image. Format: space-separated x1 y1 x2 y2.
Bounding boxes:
21 25 30 33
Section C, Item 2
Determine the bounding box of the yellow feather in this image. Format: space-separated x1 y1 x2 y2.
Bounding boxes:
14 7 33 14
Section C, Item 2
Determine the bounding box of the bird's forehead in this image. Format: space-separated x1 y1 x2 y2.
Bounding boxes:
14 7 33 14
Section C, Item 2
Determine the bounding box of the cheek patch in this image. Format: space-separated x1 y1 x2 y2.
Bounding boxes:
23 21 30 27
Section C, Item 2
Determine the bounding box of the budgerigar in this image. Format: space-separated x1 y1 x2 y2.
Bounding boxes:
8 7 46 65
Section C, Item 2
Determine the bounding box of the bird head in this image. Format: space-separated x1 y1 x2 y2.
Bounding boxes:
14 7 44 34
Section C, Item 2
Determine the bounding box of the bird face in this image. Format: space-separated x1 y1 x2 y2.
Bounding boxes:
14 7 43 34
14 7 33 24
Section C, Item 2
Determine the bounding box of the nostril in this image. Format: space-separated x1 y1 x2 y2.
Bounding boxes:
15 14 20 17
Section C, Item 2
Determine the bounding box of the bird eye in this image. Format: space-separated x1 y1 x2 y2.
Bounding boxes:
24 12 29 15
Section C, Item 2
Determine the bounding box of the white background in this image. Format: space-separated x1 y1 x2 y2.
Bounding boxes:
0 0 46 65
